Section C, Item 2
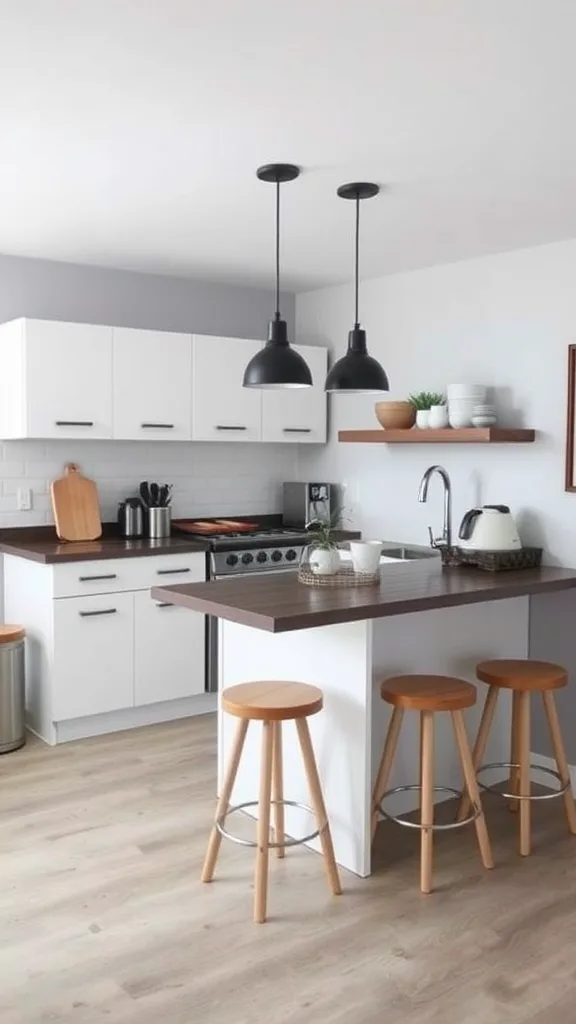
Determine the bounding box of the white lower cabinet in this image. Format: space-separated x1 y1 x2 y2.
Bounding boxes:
53 593 134 720
134 591 205 705
3 552 208 744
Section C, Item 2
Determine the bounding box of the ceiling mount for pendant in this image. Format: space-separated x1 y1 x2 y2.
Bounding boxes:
325 180 390 394
243 162 313 389
257 163 300 185
336 182 380 202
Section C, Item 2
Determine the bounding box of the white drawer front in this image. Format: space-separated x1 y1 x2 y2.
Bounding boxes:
53 552 206 597
52 592 134 720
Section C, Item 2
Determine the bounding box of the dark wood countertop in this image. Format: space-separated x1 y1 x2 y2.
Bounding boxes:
0 528 211 564
152 560 576 633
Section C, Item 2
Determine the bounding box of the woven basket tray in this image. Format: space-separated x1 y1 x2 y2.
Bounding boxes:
298 566 380 587
440 546 543 572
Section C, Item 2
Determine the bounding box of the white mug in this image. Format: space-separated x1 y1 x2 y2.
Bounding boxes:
349 540 382 574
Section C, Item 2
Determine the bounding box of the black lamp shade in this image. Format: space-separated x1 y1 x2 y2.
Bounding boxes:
325 327 389 393
243 317 313 389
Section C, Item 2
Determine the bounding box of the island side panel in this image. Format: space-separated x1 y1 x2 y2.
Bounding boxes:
371 596 530 818
219 618 373 877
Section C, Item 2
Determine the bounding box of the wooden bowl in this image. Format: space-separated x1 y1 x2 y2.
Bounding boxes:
374 401 416 430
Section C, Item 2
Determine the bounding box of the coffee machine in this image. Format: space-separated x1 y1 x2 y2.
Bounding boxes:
282 482 333 529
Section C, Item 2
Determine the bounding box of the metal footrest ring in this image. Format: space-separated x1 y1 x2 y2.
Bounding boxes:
378 784 481 831
216 799 320 848
476 761 569 801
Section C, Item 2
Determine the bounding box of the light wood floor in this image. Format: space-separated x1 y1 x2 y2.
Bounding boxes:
1 714 575 1024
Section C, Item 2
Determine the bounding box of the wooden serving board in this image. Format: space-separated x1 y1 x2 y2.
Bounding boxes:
51 463 102 542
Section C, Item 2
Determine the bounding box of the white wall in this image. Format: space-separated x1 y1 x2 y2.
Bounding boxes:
296 237 576 565
295 236 576 761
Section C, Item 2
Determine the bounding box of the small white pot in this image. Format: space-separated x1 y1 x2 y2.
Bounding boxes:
415 409 430 429
309 547 341 576
428 404 448 429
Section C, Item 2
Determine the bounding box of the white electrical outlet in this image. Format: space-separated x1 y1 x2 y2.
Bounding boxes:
17 488 32 511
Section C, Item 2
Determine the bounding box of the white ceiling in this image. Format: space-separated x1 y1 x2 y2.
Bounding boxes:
1 0 576 291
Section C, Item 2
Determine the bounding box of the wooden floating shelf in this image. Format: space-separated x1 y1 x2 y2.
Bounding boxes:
338 427 536 445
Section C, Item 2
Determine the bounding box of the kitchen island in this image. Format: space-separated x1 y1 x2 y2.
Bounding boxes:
153 561 576 876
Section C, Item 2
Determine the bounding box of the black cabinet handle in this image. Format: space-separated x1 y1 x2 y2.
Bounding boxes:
141 423 175 429
55 420 94 427
156 567 191 575
155 601 175 608
215 425 247 431
79 608 117 618
283 428 312 433
78 573 117 582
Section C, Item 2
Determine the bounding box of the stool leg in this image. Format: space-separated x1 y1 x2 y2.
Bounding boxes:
420 710 434 894
457 685 499 822
201 717 249 883
451 710 494 871
542 691 576 836
254 720 274 923
295 717 342 897
518 691 531 856
371 707 404 840
509 691 521 813
272 721 285 857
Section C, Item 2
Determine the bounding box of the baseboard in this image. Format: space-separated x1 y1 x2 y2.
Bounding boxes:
530 751 576 793
54 692 217 744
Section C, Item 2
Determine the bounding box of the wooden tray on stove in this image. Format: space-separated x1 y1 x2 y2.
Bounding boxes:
173 519 258 535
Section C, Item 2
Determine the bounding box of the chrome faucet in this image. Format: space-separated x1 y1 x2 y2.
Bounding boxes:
418 465 452 550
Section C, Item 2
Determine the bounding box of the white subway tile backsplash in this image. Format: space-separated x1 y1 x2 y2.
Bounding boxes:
0 440 297 527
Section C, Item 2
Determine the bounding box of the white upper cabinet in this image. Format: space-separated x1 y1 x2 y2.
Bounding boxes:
261 344 328 443
0 318 113 439
0 318 328 444
113 328 192 441
192 335 263 442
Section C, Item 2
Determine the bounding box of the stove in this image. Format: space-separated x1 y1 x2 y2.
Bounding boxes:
174 519 310 577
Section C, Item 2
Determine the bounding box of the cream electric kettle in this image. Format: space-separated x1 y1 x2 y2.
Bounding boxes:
458 504 522 551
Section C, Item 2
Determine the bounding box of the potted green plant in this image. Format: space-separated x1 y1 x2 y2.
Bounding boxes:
305 508 343 576
408 391 446 429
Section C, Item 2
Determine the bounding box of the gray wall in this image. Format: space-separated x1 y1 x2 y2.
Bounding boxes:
0 253 294 338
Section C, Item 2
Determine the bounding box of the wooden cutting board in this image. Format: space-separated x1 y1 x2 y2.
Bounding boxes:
51 463 102 542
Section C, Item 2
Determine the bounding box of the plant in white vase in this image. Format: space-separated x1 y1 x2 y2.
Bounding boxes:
305 509 343 576
409 391 446 429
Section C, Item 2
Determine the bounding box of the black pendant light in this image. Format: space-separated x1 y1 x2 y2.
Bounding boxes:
243 163 312 389
325 182 390 394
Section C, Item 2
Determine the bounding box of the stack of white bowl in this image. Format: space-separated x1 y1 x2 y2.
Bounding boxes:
447 383 486 428
471 404 497 427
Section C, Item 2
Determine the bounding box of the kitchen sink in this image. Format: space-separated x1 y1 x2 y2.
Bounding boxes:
381 544 439 561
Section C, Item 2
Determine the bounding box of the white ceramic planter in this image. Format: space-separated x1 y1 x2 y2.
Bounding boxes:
428 404 448 429
415 409 430 429
309 547 341 576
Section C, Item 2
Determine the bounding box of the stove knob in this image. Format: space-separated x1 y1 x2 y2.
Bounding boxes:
285 549 297 562
271 550 283 563
256 551 268 563
241 552 254 565
226 553 239 566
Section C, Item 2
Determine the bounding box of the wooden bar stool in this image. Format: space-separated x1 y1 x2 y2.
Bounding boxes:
372 675 494 893
201 681 342 923
457 659 576 856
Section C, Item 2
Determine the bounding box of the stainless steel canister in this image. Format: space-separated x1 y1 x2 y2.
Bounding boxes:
148 506 172 539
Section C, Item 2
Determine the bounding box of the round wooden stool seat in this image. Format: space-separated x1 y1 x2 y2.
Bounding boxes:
477 659 567 692
222 681 324 721
381 675 476 712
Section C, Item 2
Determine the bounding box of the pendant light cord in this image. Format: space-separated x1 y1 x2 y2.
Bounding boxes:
354 193 360 328
275 178 281 320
